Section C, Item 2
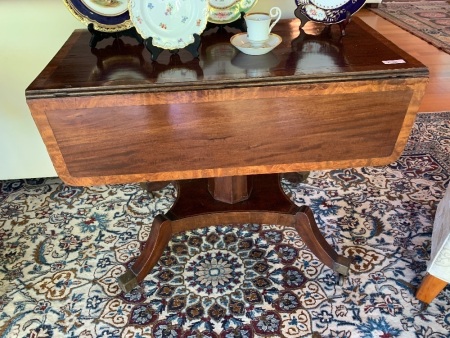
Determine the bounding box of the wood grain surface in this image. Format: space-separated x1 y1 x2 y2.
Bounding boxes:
26 17 428 186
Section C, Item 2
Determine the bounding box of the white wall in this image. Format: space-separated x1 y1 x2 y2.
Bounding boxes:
0 0 84 180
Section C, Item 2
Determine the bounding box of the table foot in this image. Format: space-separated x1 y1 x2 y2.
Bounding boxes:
117 269 139 293
117 174 351 292
294 206 351 277
118 214 173 293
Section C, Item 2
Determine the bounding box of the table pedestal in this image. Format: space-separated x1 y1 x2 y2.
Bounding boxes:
118 174 351 293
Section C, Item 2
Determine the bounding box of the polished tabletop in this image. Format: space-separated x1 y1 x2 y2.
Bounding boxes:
26 17 428 186
26 17 427 98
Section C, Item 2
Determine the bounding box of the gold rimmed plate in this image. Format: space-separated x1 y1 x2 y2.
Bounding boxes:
62 0 133 32
128 0 209 50
294 0 367 24
230 32 282 56
208 0 258 24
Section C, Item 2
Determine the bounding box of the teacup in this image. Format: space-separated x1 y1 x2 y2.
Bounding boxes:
244 7 282 47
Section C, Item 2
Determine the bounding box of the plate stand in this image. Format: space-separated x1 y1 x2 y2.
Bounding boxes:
294 7 351 36
205 12 247 32
144 34 202 61
88 24 144 48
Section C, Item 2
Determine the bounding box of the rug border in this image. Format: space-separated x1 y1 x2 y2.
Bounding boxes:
370 1 450 55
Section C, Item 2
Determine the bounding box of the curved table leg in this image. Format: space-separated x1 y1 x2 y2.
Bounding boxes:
295 206 350 277
118 174 351 293
118 214 173 293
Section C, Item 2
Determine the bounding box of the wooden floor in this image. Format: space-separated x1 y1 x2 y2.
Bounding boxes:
357 8 450 112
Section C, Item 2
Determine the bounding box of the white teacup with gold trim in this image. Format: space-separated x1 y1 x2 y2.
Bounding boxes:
244 7 282 47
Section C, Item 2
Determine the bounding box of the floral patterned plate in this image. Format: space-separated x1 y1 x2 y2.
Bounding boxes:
62 0 133 32
208 0 258 24
294 0 367 24
128 0 209 50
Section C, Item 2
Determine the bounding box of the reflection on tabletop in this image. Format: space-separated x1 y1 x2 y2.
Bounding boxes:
231 52 280 78
89 38 148 84
200 27 245 78
84 19 371 86
286 23 348 75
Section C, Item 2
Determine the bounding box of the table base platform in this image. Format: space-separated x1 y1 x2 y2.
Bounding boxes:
118 174 351 293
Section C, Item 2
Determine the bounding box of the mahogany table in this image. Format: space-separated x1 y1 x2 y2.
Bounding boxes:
26 17 428 293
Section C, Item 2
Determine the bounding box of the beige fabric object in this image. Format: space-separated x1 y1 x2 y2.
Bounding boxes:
428 185 450 284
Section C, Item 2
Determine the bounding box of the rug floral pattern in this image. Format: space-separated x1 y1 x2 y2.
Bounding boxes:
1 112 450 337
371 1 450 54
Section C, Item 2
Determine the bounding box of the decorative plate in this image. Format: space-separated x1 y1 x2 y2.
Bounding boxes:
128 0 209 50
62 0 133 32
208 0 258 24
294 0 366 24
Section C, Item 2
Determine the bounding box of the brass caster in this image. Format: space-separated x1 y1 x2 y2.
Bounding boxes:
336 273 345 286
118 269 139 293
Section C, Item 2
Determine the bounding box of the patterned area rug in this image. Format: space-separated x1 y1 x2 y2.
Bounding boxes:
370 1 450 54
1 112 450 338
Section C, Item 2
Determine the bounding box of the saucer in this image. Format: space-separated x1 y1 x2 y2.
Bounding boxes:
230 33 282 56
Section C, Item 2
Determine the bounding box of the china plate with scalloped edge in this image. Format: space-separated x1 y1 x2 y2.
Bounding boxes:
129 0 209 50
62 0 132 32
208 0 258 24
294 0 367 24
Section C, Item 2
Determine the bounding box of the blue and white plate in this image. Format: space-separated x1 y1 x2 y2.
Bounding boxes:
62 0 133 32
295 0 366 24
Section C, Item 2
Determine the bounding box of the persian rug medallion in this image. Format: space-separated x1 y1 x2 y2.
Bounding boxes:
1 112 450 337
